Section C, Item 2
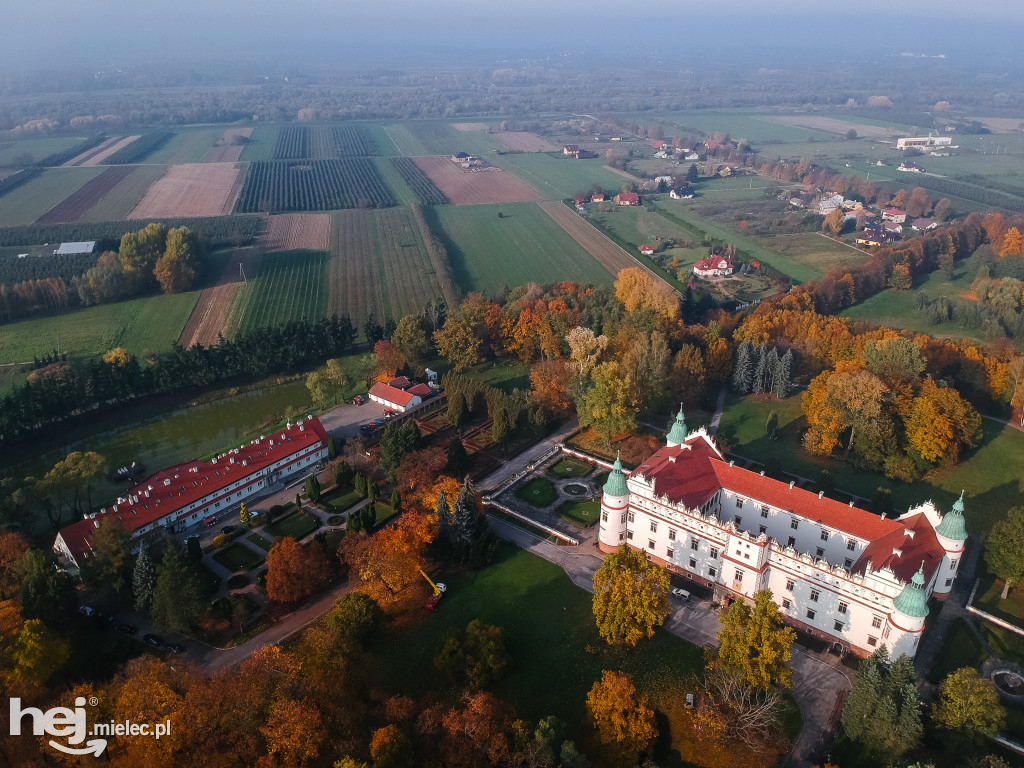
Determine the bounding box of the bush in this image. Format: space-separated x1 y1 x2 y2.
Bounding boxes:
326 592 382 645
213 534 228 548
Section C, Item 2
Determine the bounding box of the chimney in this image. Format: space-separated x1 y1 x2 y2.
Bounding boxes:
849 501 854 507
729 460 735 467
818 491 824 499
789 481 795 490
760 470 765 477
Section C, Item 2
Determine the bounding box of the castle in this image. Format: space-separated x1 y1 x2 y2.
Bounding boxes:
598 409 966 658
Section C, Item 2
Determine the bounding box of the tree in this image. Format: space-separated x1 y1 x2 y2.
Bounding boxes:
933 667 1006 742
20 549 77 629
802 369 890 458
266 537 333 604
326 592 382 645
12 618 70 683
334 459 354 488
390 488 402 512
905 380 981 463
934 198 952 222
687 163 699 183
889 262 912 291
614 268 678 320
327 435 337 458
342 511 436 604
985 507 1024 599
715 590 795 689
103 346 130 366
434 316 480 371
773 349 793 398
186 534 203 563
150 542 202 633
380 421 420 480
1002 227 1024 258
841 647 922 763
132 545 157 614
240 503 251 525
261 698 324 768
704 666 786 753
370 725 414 768
586 671 657 766
862 337 925 384
0 532 29 599
446 436 469 475
731 341 754 394
391 314 430 363
305 475 321 503
164 226 198 267
434 619 511 690
823 208 844 235
578 361 637 444
592 544 671 647
906 187 931 218
153 252 195 294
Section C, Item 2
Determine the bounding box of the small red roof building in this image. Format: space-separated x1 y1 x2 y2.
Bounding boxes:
638 245 655 256
615 192 640 206
387 376 412 390
368 382 419 410
407 383 432 397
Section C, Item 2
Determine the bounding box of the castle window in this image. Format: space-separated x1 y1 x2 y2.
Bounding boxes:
788 537 796 547
650 521 657 533
844 558 853 569
834 621 844 632
791 519 799 530
950 558 959 568
816 547 824 558
945 578 953 587
761 508 769 519
882 626 890 640
867 636 878 647
871 616 883 629
667 549 673 558
689 558 697 569
806 609 816 620
734 569 744 582
710 548 719 559
838 601 848 614
810 589 820 602
668 529 676 541
736 498 744 509
820 530 830 541
734 516 742 526
691 538 699 551
847 540 856 551
759 526 767 534
648 540 655 550
708 567 717 577
602 512 608 522
782 599 791 610
786 579 795 592
627 512 635 523
626 532 633 540
621 513 627 523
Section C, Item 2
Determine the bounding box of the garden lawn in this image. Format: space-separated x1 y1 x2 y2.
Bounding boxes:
211 542 265 572
514 477 558 507
369 543 704 746
428 202 612 295
718 393 1024 534
0 166 104 225
494 152 629 200
974 580 1024 629
587 204 705 270
980 623 1024 667
319 486 362 512
926 618 987 683
556 499 601 527
246 533 275 552
547 456 593 478
193 563 222 597
266 510 321 540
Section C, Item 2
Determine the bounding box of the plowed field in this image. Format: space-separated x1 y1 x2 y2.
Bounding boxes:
79 136 142 167
128 162 243 219
413 156 541 205
495 132 559 152
452 122 490 131
34 166 136 223
178 247 256 347
538 201 651 279
265 213 330 251
204 128 255 163
63 136 121 167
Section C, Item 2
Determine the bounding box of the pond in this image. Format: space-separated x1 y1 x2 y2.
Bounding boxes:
563 482 589 497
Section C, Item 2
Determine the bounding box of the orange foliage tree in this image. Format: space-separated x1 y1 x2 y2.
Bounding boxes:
265 537 333 604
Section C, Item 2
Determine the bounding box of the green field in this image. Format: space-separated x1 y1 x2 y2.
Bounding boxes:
266 510 321 540
430 202 613 294
232 249 330 335
381 124 430 156
0 136 89 167
0 290 200 364
718 393 1024 534
141 127 223 164
589 204 706 268
495 152 628 200
556 498 601 527
372 157 419 206
370 544 704 738
514 477 558 507
78 165 168 221
239 125 282 162
212 542 264 572
751 233 868 278
0 167 104 225
400 121 498 157
546 456 593 478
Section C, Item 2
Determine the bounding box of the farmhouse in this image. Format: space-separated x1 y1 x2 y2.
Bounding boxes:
898 161 925 173
638 245 655 256
387 376 413 390
53 416 330 573
598 411 966 659
591 193 605 202
856 226 898 247
896 135 952 150
670 187 694 199
883 221 904 235
882 208 907 223
813 194 844 216
562 144 580 155
693 256 734 277
451 152 471 162
614 192 640 206
912 218 937 231
368 382 422 412
56 241 97 256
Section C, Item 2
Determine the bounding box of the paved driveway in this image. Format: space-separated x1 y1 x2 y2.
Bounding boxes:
319 399 389 441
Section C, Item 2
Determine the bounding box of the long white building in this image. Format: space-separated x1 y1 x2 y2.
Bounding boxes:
598 409 966 659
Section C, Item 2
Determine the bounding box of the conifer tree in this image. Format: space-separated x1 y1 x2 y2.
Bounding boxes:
451 478 478 550
764 347 780 396
354 473 367 498
751 345 768 394
774 349 793 398
151 542 202 634
731 341 753 394
132 545 157 614
362 502 377 532
840 647 922 763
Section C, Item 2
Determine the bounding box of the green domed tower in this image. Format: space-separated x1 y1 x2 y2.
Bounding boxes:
666 405 688 447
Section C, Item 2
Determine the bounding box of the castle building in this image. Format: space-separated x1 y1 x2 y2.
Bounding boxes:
598 408 966 658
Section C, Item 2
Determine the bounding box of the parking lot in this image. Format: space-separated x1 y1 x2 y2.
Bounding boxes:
318 398 390 441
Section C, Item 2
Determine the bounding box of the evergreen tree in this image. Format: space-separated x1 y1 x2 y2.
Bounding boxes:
186 535 203 563
364 312 384 345
327 435 337 459
239 503 251 525
764 347 780 396
390 488 401 512
436 490 452 545
731 341 753 394
150 542 202 634
347 508 363 534
367 479 379 502
334 460 353 488
840 647 922 763
295 492 302 510
354 473 367 498
380 421 420 480
451 478 478 550
687 163 699 184
446 436 469 475
132 546 157 614
774 349 793 398
751 345 768 394
361 502 377 532
20 549 77 630
305 475 321 502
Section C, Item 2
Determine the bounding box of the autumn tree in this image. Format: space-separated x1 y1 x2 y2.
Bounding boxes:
326 592 382 645
12 619 69 684
888 262 912 291
153 252 196 294
530 358 573 416
261 697 325 768
715 589 795 689
862 336 925 384
370 725 414 768
305 358 351 409
434 619 511 690
565 326 609 377
434 315 480 371
88 516 133 596
578 361 637 444
905 380 981 463
906 187 931 218
933 667 1006 743
823 208 844 235
933 198 952 222
103 346 130 366
592 544 671 647
391 315 430 364
1001 227 1024 258
0 532 28 599
705 665 786 753
20 548 77 629
151 542 203 633
342 511 436 604
802 368 890 458
614 267 679 320
985 507 1024 599
266 537 333 604
586 671 657 766
841 647 922 763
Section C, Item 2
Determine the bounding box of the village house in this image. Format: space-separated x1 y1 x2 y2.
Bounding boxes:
882 208 907 223
614 192 640 206
53 416 331 573
591 193 605 202
898 161 925 173
814 193 845 216
912 218 937 231
693 255 734 278
856 226 898 247
598 411 966 659
670 187 694 200
638 245 655 256
883 221 904 235
368 382 423 412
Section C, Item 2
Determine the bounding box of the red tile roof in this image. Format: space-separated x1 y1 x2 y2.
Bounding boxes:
883 208 905 215
387 376 412 390
853 513 943 583
369 382 416 407
407 383 432 397
694 256 732 271
617 193 640 203
57 416 328 565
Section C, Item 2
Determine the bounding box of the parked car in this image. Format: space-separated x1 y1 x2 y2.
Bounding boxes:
221 525 236 535
118 623 138 636
161 643 184 654
143 634 164 647
671 587 690 600
359 424 373 433
204 516 217 527
79 605 96 617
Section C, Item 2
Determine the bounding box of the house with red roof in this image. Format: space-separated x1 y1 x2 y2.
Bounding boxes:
368 382 422 412
693 256 734 278
596 409 966 659
638 245 655 256
882 208 907 223
614 192 640 206
53 416 330 573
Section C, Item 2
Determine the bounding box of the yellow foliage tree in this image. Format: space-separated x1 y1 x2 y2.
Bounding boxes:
905 380 981 462
102 347 130 367
1001 226 1024 258
586 670 658 765
614 267 679 320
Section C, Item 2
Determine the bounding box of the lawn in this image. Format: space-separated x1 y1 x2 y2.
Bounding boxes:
556 498 601 527
980 622 1024 667
211 542 265 572
78 165 168 221
0 290 201 363
193 562 222 597
266 510 321 540
750 233 868 280
513 477 558 507
926 617 987 683
238 125 282 162
231 249 331 335
718 393 1024 534
546 456 593 478
0 136 89 166
588 203 706 271
319 485 362 512
141 127 222 164
246 532 275 552
494 152 629 200
974 580 1024 629
0 166 105 226
428 202 613 295
369 543 704 747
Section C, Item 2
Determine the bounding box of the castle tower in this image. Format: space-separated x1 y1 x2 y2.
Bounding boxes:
885 562 929 659
932 490 968 599
598 452 630 553
666 405 688 448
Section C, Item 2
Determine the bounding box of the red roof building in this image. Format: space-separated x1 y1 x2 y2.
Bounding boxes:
54 416 330 572
693 256 734 277
638 245 655 256
368 382 422 411
407 383 433 397
387 376 413 390
614 192 640 206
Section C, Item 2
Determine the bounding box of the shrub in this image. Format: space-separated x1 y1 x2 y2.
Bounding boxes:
213 534 228 548
326 592 383 645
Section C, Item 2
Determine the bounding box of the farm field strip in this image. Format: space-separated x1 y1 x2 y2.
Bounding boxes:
538 202 648 278
452 122 491 131
238 125 282 162
202 127 254 163
264 213 330 251
160 128 223 165
374 208 446 318
62 136 121 167
33 166 136 223
80 135 141 166
387 157 449 205
493 152 628 200
761 115 892 139
128 162 243 219
370 215 392 321
177 247 257 347
273 126 309 160
382 124 428 156
372 157 419 207
494 132 559 152
0 136 85 167
72 165 167 222
0 167 105 226
333 125 378 157
413 156 541 205
328 210 388 330
233 249 330 335
234 158 395 213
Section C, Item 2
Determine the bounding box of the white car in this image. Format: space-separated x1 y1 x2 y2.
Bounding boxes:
671 587 690 600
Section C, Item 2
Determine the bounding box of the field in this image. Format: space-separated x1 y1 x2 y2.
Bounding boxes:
0 136 87 167
203 127 254 163
327 207 449 328
273 126 310 160
33 166 136 223
452 122 491 132
389 157 449 204
129 162 243 219
231 249 331 335
430 202 613 294
77 136 141 167
104 131 173 164
234 159 394 213
494 152 630 200
76 165 168 222
538 201 642 277
238 125 281 162
762 115 893 139
588 203 706 270
494 132 559 152
332 125 378 157
62 136 121 167
413 156 541 205
0 290 201 363
177 247 258 348
264 213 330 251
750 233 869 278
0 167 104 226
